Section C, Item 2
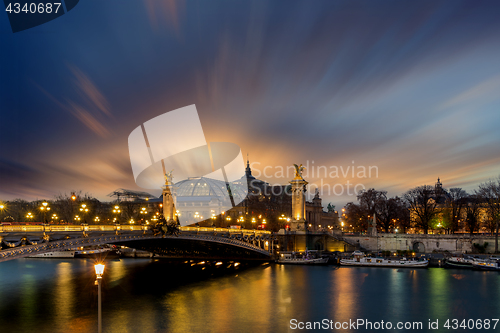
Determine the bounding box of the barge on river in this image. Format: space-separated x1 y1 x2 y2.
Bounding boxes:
340 251 428 268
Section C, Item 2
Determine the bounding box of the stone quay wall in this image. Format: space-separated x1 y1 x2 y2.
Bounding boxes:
343 234 499 254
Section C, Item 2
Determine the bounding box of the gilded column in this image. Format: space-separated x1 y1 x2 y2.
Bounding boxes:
290 164 308 231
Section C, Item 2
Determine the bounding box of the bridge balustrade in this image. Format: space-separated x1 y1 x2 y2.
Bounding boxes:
0 224 271 234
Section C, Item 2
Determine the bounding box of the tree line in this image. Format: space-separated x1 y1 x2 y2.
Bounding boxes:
0 191 159 225
344 176 500 239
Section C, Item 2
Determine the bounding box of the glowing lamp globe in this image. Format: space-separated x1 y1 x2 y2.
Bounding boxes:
94 264 105 277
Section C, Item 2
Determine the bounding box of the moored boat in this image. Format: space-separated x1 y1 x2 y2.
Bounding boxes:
277 252 329 265
75 246 120 259
27 250 76 258
444 256 475 269
472 259 500 271
340 251 428 268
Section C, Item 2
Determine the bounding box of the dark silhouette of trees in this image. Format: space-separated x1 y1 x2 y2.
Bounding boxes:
357 189 386 217
344 202 366 232
376 196 406 233
396 200 412 233
404 185 441 234
464 194 482 236
478 177 500 252
444 188 468 233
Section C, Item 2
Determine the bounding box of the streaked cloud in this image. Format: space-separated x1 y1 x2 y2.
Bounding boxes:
439 74 500 110
143 0 184 32
64 66 113 138
1 1 500 207
69 66 111 117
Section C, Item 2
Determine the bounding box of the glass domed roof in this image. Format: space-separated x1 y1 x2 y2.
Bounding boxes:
175 177 247 200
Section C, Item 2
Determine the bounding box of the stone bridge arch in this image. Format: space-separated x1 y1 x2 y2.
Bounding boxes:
0 233 272 262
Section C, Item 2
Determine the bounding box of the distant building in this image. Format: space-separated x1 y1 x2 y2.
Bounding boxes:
148 158 339 230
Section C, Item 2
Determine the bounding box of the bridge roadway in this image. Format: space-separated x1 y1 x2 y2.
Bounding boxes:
0 225 273 263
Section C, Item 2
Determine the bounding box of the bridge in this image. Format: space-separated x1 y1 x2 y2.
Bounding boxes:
0 225 274 263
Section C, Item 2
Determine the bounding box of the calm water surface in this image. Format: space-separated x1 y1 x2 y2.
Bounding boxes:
1 259 500 332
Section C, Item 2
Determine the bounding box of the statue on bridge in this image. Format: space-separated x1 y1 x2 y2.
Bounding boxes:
164 170 174 185
153 214 180 236
293 164 305 180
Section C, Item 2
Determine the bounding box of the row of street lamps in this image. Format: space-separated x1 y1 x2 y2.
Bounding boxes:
205 211 291 228
17 202 154 224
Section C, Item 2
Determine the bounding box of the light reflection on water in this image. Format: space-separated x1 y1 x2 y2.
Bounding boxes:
1 260 500 332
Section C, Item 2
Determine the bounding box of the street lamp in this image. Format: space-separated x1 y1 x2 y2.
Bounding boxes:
0 203 5 221
94 263 105 333
80 204 89 223
26 212 33 222
40 201 50 223
140 207 148 224
112 205 121 224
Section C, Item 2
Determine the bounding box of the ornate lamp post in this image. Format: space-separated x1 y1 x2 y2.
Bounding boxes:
94 263 105 333
71 193 77 222
40 201 50 223
140 207 148 224
112 205 121 224
80 204 89 223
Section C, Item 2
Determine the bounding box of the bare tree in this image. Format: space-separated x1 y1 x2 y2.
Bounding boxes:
344 202 367 232
357 189 387 217
54 192 78 223
5 199 34 222
445 188 468 233
464 194 482 236
396 200 412 233
376 196 405 233
404 185 441 234
478 177 500 252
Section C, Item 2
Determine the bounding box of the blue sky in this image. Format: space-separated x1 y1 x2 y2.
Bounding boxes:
1 1 500 207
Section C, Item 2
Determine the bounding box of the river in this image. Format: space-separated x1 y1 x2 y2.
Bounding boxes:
1 258 499 332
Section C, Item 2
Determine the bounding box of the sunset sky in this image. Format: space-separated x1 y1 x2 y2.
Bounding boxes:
1 1 500 208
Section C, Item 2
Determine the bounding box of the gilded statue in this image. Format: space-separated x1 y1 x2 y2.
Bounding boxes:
293 164 305 180
164 170 174 184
